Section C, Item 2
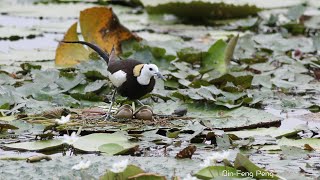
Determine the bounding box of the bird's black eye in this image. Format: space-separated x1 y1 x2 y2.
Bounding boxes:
149 68 153 71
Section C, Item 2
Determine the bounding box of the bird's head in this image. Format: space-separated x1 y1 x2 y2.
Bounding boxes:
134 64 165 85
143 64 165 80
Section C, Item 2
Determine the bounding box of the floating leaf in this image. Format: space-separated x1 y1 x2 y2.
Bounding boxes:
73 132 136 152
128 173 166 180
98 143 126 155
0 73 15 85
278 137 320 150
224 34 239 65
79 7 141 54
100 165 144 180
177 47 204 63
234 153 278 179
4 140 63 151
201 39 227 74
191 106 281 130
227 127 301 139
0 122 19 131
144 1 260 24
55 22 90 67
195 166 240 179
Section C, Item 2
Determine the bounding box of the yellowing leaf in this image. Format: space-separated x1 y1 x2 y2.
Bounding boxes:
55 7 141 67
79 7 141 54
55 22 90 67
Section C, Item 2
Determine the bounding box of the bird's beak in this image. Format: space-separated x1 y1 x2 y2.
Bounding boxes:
155 72 165 80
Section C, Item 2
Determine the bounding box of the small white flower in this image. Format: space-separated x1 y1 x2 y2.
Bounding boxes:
110 159 129 173
72 160 91 170
200 150 231 167
63 132 79 145
55 114 71 124
182 174 199 180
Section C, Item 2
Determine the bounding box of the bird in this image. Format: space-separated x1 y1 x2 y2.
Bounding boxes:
61 41 165 119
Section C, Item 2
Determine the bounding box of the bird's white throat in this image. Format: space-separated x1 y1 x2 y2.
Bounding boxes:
137 72 152 85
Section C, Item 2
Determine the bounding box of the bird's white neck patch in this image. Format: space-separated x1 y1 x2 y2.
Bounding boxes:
137 74 151 85
136 64 159 85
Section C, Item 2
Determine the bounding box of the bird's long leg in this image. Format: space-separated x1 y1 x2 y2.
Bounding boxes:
104 89 117 121
136 100 144 106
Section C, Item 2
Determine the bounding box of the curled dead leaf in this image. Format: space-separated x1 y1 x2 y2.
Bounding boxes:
175 144 196 159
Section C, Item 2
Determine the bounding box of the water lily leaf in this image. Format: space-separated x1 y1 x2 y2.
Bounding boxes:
280 145 308 159
287 4 306 20
20 63 42 74
128 173 166 180
121 40 172 68
144 1 260 24
100 165 144 180
253 33 315 53
4 140 63 151
77 60 109 79
0 73 15 85
195 166 240 179
55 22 90 67
201 39 227 74
73 132 136 152
52 94 80 107
224 34 239 66
252 74 272 88
98 143 125 155
216 134 231 150
312 33 320 51
234 153 278 179
0 122 19 131
79 7 141 54
177 47 204 63
227 127 301 139
70 92 104 102
84 80 107 93
191 106 281 130
208 73 253 90
56 73 85 92
32 69 60 87
278 137 320 150
0 116 16 121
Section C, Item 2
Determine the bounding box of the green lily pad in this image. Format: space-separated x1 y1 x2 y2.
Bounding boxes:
0 73 15 85
191 106 281 130
144 1 260 23
0 122 19 131
128 173 166 180
195 166 240 179
0 116 16 122
274 137 320 150
201 39 227 74
4 140 63 151
73 132 136 152
100 165 144 180
98 143 137 155
234 153 278 179
227 127 301 139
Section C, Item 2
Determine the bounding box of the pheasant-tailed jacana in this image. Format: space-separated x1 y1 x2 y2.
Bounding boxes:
61 41 165 119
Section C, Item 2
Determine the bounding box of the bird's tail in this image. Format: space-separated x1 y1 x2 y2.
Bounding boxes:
61 41 110 64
